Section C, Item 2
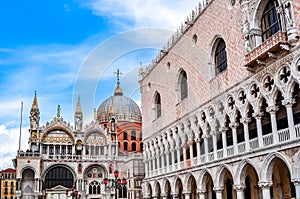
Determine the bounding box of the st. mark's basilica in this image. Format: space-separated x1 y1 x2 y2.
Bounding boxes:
14 0 300 199
15 74 144 199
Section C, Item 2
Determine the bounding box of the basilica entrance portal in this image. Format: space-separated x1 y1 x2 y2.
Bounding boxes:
43 166 74 199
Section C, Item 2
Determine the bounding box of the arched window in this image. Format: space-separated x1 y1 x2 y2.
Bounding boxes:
179 70 188 100
215 38 227 74
261 0 280 42
154 92 161 118
123 132 128 140
88 181 101 194
124 142 128 151
118 186 127 198
132 143 136 151
140 132 142 141
131 130 136 140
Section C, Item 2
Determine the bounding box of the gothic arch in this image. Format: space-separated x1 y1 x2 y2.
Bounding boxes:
183 173 197 191
293 150 300 180
153 180 162 196
215 164 235 188
234 159 260 185
176 68 188 101
260 152 293 181
198 169 214 190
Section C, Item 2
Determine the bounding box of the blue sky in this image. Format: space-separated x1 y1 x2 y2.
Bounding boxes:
0 0 199 169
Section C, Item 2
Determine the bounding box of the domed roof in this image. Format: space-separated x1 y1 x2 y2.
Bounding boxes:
97 80 141 123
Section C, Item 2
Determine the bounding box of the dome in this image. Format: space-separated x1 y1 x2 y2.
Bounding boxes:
97 81 142 123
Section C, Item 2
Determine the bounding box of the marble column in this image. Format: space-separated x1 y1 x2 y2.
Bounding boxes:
253 112 264 147
293 180 300 199
214 189 223 199
196 138 201 162
212 132 218 160
184 192 191 199
176 146 181 168
230 122 239 154
266 105 279 143
234 185 246 199
165 151 170 172
283 99 296 139
220 127 228 157
198 189 206 199
240 117 251 151
203 135 209 163
259 182 272 199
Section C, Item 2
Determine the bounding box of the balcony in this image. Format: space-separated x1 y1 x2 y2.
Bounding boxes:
245 31 288 69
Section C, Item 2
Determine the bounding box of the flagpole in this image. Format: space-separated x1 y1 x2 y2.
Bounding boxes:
18 101 23 153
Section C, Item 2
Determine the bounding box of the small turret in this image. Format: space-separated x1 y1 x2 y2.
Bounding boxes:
30 91 40 130
29 91 40 152
74 97 83 131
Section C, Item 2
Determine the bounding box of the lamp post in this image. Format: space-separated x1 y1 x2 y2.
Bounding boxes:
103 170 127 199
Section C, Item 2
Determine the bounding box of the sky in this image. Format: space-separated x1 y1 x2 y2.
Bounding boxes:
0 0 199 169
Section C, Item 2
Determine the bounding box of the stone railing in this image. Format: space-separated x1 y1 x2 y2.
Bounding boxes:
147 124 300 178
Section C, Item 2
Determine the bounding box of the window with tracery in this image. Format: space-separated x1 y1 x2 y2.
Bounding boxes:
261 0 280 42
88 181 101 194
179 70 188 100
215 38 227 74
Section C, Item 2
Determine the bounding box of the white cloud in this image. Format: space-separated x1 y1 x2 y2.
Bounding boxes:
84 0 199 29
0 124 29 170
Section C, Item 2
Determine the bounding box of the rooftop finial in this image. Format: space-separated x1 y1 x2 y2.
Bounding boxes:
57 105 61 118
114 68 123 96
114 68 123 85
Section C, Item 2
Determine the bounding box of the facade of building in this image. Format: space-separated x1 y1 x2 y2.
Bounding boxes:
0 168 16 199
15 78 144 199
140 0 300 199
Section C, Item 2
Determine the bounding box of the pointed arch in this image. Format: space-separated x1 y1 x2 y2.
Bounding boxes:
153 91 162 119
260 152 293 181
235 159 260 185
215 164 235 188
177 69 188 101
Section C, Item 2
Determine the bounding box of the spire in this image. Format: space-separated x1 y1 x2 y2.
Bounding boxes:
114 68 123 96
75 96 82 114
32 90 38 108
74 97 83 131
30 91 40 130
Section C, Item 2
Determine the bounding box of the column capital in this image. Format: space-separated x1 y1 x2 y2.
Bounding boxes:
219 127 229 132
234 184 246 191
292 178 300 185
240 117 251 124
252 112 263 119
197 189 206 194
213 186 224 192
266 105 279 114
229 122 239 128
258 181 273 188
282 98 296 107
